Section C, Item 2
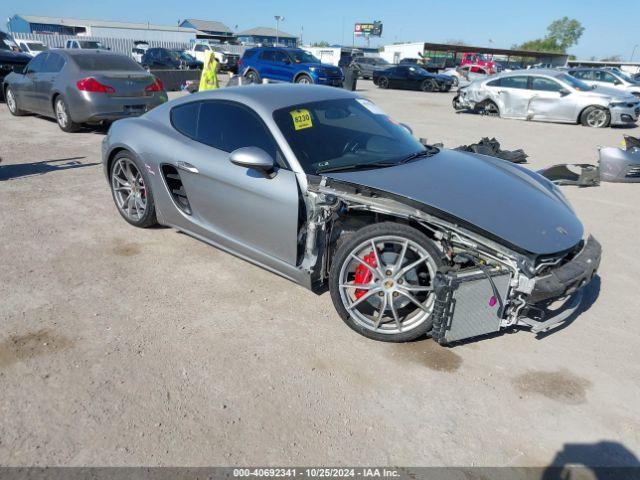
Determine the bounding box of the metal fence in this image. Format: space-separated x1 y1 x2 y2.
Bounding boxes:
11 33 191 56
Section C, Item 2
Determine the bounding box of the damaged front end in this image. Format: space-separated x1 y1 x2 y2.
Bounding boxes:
300 176 601 345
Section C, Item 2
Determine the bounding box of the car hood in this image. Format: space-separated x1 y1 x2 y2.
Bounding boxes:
323 149 584 255
0 49 31 63
585 85 637 102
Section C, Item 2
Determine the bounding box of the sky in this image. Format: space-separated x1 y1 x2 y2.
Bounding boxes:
1 0 637 60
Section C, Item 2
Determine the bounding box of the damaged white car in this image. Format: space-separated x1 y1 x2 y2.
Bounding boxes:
102 84 601 345
453 68 640 128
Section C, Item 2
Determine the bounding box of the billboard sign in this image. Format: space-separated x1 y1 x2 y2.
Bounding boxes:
354 21 383 37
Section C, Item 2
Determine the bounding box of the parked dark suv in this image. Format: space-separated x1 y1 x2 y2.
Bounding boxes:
142 48 200 70
239 47 343 86
0 31 31 99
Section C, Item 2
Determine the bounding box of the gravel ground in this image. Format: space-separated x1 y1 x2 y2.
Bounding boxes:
0 78 639 468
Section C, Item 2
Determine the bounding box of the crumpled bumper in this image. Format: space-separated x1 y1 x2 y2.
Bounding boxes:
528 235 602 304
609 103 639 126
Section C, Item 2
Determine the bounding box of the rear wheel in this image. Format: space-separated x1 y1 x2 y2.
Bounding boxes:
110 152 157 228
5 87 25 116
329 222 444 343
244 69 261 84
580 106 611 128
54 96 81 132
378 77 389 89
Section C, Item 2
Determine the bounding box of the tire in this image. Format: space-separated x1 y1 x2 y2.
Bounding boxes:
452 76 459 88
54 96 81 133
378 76 389 89
478 100 500 117
580 106 611 128
452 95 464 110
109 152 157 228
295 74 313 84
329 222 445 343
5 87 26 116
244 69 261 84
420 79 437 92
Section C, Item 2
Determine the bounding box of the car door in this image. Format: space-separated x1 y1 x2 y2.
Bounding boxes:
271 50 294 82
17 53 46 111
392 66 410 88
490 75 532 118
257 49 276 80
34 52 66 115
165 100 301 265
527 75 576 122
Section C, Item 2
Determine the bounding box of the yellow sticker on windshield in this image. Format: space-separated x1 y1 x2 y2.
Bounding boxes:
290 109 313 130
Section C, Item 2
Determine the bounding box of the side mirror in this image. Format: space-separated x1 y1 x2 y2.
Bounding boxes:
229 147 276 178
399 123 413 135
559 88 571 97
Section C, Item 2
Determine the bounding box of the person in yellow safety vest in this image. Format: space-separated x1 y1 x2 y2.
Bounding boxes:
198 51 219 91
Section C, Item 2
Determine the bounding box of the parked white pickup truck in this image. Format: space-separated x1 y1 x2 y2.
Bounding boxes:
185 42 239 72
65 39 109 50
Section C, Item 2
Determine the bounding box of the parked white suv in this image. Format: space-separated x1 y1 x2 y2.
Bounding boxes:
186 42 239 72
569 68 640 98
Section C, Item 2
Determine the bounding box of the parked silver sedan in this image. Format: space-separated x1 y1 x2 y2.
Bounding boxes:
453 69 640 128
102 84 600 345
3 50 167 132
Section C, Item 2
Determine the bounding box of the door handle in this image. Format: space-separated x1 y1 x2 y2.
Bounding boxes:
176 161 199 174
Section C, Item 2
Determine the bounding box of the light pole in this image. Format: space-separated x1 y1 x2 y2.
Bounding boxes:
274 15 284 46
631 44 639 62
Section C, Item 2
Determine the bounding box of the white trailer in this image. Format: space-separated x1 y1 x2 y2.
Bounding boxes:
380 42 425 64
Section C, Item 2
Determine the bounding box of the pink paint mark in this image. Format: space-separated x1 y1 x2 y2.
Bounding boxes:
489 296 497 307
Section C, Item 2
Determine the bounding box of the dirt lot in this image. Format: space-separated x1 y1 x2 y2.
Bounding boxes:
1 78 639 468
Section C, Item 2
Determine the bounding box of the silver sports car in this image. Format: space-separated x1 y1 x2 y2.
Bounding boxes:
102 84 601 344
453 68 639 128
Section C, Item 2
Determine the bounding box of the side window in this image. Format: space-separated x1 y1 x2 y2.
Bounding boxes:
596 71 617 83
171 102 201 139
396 66 408 75
194 45 204 52
530 77 562 92
260 50 275 61
273 51 289 63
487 78 501 87
42 53 65 73
196 102 279 160
25 54 46 74
500 76 529 89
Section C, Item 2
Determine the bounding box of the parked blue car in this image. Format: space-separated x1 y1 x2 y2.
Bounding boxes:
239 47 344 87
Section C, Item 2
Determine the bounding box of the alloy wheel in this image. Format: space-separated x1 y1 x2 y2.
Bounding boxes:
6 89 17 113
482 101 500 117
55 99 69 129
586 108 607 128
338 235 437 335
297 76 312 84
379 77 389 88
111 158 147 221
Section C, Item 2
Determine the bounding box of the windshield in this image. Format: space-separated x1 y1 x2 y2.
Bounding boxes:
72 54 143 71
273 98 431 174
289 50 320 64
557 73 591 91
372 58 389 65
79 41 104 49
613 69 635 83
26 42 48 52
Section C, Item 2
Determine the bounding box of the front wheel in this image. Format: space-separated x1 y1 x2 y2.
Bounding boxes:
54 96 81 132
329 222 444 343
244 69 261 84
110 152 157 228
295 74 313 84
421 79 437 92
580 106 611 128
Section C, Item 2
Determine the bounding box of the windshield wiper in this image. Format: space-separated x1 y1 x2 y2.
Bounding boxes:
317 161 398 173
396 147 440 164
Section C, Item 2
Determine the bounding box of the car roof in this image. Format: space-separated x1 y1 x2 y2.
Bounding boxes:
495 68 565 78
153 84 358 119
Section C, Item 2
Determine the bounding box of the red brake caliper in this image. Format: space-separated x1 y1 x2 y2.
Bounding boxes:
354 251 377 299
